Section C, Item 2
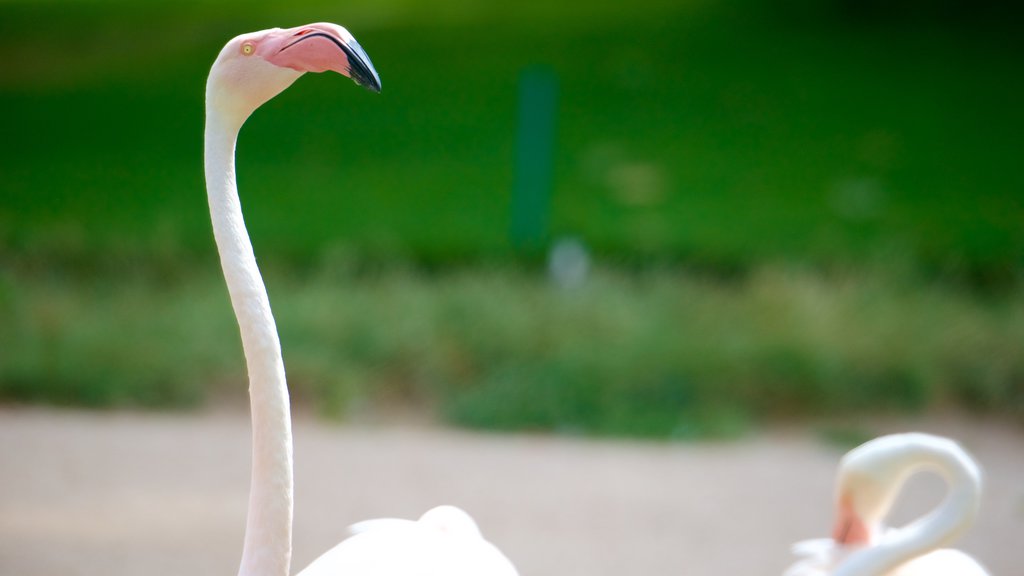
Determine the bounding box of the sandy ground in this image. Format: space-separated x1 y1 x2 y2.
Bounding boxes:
0 408 1020 575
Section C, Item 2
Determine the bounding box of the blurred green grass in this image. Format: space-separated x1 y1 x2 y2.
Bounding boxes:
2 264 1022 436
3 0 1021 275
1 0 1022 435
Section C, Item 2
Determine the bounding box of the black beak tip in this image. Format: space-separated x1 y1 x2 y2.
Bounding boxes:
356 72 382 93
342 39 382 94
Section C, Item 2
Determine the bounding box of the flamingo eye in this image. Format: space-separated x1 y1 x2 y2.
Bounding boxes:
242 42 254 55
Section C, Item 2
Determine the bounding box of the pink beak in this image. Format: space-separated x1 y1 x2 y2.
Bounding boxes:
832 495 872 546
259 22 381 92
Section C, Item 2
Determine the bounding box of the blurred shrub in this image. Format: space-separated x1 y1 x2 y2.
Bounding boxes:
2 263 1021 437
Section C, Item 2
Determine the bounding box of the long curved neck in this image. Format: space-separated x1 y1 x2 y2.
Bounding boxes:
205 111 293 576
836 442 981 576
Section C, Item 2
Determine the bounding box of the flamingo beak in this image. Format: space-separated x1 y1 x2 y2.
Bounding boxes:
260 22 381 93
832 495 871 546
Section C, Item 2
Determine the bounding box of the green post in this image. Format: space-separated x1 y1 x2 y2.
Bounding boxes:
510 66 558 250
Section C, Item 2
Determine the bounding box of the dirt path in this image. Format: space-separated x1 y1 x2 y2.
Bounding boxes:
0 408 1020 575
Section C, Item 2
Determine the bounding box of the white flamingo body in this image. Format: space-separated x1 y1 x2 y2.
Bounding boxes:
786 537 989 576
299 506 518 576
785 433 989 576
204 23 517 576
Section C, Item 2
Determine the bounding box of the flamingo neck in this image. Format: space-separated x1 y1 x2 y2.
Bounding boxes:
835 441 981 576
204 111 293 576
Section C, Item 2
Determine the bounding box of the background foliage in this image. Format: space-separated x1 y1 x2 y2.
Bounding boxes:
1 0 1022 436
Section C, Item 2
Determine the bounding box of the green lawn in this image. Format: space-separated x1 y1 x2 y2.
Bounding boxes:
2 0 1021 276
1 0 1022 434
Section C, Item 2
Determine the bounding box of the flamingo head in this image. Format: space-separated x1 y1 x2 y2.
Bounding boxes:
831 433 947 547
832 479 879 547
831 432 983 552
831 437 913 546
206 22 381 126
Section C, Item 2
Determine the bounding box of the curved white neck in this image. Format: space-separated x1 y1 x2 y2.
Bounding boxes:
835 443 980 576
205 112 293 576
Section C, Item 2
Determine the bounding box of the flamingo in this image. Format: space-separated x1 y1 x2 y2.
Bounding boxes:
784 433 989 576
204 23 518 576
